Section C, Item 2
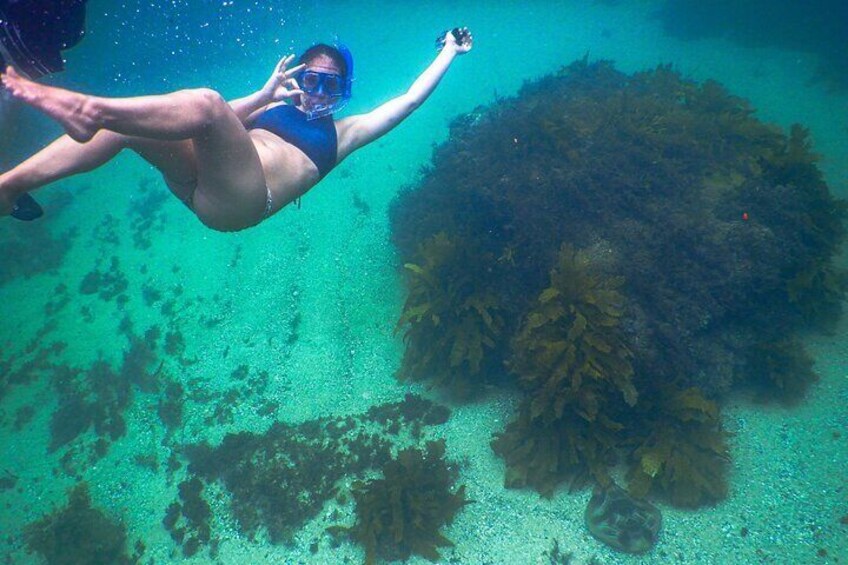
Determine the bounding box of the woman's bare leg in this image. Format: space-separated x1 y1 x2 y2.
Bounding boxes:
1 67 268 230
0 128 199 209
2 66 224 143
0 131 198 209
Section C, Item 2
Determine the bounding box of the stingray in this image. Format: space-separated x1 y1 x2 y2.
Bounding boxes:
585 483 662 554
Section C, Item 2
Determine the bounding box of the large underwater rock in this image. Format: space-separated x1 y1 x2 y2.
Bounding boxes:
390 59 845 505
391 58 845 399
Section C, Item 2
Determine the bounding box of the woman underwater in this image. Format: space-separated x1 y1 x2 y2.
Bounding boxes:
0 28 473 231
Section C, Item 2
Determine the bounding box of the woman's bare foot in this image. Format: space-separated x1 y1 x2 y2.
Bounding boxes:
1 66 98 142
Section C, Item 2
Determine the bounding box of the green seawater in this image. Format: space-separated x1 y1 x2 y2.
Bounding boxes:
1 1 846 563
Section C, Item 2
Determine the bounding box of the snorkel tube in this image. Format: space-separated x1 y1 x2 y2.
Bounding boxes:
304 43 354 121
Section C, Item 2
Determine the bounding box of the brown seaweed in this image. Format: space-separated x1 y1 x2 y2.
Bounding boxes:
331 440 471 564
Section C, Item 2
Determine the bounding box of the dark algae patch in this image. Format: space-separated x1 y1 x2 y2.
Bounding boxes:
24 483 143 565
0 222 77 287
390 59 845 520
181 394 452 554
329 440 471 565
162 477 214 558
78 255 129 303
48 323 161 461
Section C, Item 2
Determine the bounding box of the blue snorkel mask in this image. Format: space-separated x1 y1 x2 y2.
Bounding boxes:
298 43 354 121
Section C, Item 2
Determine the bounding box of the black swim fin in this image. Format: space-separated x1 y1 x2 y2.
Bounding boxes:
10 193 43 221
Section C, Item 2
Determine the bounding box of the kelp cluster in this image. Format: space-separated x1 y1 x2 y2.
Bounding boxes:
184 394 453 555
625 385 730 507
330 440 470 564
491 248 731 505
396 232 506 396
492 245 636 494
390 59 845 507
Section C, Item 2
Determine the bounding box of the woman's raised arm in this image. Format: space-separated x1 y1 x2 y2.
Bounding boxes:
335 27 473 161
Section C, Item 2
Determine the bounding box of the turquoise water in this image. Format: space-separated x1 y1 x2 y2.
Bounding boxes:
1 1 846 563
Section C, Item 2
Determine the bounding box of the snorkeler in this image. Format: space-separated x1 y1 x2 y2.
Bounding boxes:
0 27 473 229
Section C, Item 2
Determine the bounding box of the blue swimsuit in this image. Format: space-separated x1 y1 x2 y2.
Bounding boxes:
250 105 338 177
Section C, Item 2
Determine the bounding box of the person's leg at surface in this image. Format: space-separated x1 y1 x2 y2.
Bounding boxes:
1 67 269 229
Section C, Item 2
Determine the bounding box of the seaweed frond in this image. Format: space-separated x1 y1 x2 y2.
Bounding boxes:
626 386 729 507
336 440 471 564
396 232 506 395
509 244 637 419
491 397 621 496
491 244 635 496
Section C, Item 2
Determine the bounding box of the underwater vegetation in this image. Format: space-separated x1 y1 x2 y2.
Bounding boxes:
79 256 129 303
492 245 636 494
48 360 131 453
183 394 452 555
0 221 77 286
24 483 144 565
395 231 507 396
162 477 214 558
157 378 185 433
47 322 160 470
745 338 819 405
330 440 471 565
491 400 619 497
390 59 846 512
509 244 637 415
624 385 730 507
129 177 170 250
